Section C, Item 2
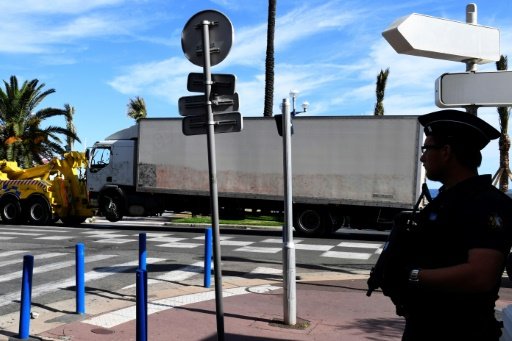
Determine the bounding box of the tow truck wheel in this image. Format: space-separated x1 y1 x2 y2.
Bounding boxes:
0 196 22 224
25 196 50 226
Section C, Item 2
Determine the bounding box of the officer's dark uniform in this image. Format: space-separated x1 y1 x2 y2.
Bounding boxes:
371 110 512 341
403 174 512 340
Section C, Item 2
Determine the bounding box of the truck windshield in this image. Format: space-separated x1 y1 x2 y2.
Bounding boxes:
90 147 111 169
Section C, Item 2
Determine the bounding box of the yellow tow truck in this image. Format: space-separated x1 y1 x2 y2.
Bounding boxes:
0 151 94 225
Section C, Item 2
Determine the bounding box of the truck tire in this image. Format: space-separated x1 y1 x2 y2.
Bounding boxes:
0 195 22 224
294 207 325 237
25 196 51 226
101 194 123 222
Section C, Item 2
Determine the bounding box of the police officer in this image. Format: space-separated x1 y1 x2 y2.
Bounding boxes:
394 110 512 340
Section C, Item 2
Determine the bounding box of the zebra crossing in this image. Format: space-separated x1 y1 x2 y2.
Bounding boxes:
0 223 384 259
0 223 382 317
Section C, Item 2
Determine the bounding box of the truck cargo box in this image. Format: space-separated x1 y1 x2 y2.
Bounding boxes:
136 116 424 209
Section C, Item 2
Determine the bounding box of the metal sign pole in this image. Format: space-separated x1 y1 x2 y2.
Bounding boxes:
281 98 297 325
465 3 478 115
201 19 225 340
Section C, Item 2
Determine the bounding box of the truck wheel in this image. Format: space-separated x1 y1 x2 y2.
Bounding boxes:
102 194 123 222
0 196 22 224
25 196 51 226
294 207 325 236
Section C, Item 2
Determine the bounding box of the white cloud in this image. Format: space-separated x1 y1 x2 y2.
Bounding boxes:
0 0 125 15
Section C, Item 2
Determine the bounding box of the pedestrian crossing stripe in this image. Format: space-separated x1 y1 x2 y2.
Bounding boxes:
0 257 165 308
321 251 372 260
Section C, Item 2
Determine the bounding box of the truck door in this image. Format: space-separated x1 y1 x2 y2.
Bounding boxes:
87 140 136 192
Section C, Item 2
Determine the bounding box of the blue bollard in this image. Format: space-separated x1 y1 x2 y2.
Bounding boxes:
136 269 147 341
204 227 213 288
139 233 147 271
18 255 34 340
76 243 85 314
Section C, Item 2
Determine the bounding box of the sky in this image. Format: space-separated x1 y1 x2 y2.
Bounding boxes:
0 0 511 187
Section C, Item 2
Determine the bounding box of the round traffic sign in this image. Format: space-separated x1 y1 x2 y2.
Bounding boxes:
181 10 234 67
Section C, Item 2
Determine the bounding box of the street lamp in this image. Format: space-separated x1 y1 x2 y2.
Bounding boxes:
289 90 309 116
275 90 310 137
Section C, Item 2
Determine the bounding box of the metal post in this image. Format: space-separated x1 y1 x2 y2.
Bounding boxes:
136 269 147 341
75 243 85 314
18 255 34 340
465 3 477 73
204 227 213 288
139 233 147 271
281 98 297 325
201 19 225 340
465 3 479 115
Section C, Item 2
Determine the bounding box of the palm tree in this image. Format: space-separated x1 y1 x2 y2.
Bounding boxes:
374 68 390 116
0 76 80 167
263 0 276 117
64 104 77 152
127 96 147 123
492 55 512 192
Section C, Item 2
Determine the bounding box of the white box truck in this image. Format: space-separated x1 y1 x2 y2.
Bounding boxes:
86 116 425 236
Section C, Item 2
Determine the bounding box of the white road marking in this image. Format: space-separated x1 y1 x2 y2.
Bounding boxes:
0 250 27 258
84 284 281 329
337 242 382 249
156 242 202 248
81 230 121 234
0 231 42 236
194 236 233 240
146 237 186 243
35 236 72 240
144 233 174 238
220 240 253 246
94 238 136 244
0 257 165 308
122 261 205 289
234 246 281 254
0 227 69 233
260 238 303 244
295 244 333 251
0 252 67 268
250 267 282 275
321 251 372 260
0 254 116 283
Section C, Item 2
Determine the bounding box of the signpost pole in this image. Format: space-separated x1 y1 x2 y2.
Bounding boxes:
201 19 225 340
465 3 478 115
281 98 296 326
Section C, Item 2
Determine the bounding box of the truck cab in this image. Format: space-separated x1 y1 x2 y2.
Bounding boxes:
86 125 138 221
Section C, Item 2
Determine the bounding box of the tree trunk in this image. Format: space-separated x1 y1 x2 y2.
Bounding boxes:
263 0 276 117
499 133 511 192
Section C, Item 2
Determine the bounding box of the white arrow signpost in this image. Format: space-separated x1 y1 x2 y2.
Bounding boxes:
382 13 500 63
383 5 504 111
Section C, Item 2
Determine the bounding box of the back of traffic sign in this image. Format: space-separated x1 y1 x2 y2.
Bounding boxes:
181 10 234 67
436 71 512 107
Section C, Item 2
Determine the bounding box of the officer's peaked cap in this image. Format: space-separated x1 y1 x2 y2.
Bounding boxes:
418 109 500 150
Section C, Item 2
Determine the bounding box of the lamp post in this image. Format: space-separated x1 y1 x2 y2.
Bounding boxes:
281 90 309 326
289 89 309 116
